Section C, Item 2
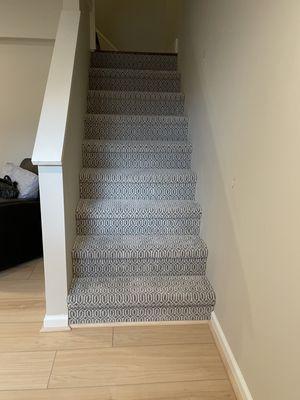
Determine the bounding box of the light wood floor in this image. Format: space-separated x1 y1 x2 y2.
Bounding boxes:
0 259 236 399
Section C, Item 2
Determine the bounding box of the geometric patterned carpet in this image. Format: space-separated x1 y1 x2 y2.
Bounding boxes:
68 51 216 324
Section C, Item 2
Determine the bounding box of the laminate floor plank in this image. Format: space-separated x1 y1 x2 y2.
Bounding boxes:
0 299 45 323
49 344 227 389
114 324 214 347
29 259 44 281
0 263 34 280
0 323 113 352
0 380 235 399
0 279 44 300
0 351 55 390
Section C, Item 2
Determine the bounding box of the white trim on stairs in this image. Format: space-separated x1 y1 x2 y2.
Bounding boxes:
41 314 70 332
210 312 254 400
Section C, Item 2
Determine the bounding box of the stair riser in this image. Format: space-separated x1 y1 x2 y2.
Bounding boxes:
89 76 181 92
87 95 184 115
73 258 206 277
76 217 200 236
85 117 188 141
91 53 177 71
80 182 196 200
82 152 191 169
68 305 213 324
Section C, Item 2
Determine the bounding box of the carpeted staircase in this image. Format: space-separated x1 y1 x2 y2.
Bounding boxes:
68 51 216 325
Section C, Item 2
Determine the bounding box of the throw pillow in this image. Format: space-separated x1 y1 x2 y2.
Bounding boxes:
1 163 39 199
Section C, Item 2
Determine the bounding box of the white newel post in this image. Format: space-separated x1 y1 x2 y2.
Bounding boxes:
38 166 69 330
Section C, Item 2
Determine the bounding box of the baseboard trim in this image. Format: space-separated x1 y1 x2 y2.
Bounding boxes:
210 312 253 400
71 319 209 329
41 314 70 332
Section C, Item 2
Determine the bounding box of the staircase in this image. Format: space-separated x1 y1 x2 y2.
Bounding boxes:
68 51 216 325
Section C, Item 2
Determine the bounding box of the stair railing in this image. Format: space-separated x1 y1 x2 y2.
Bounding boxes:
32 0 93 331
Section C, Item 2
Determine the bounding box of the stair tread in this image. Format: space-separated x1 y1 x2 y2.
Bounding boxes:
80 168 197 183
85 113 188 123
76 199 201 219
68 275 216 308
91 52 177 71
84 114 188 141
90 68 180 78
73 234 207 259
88 90 184 100
82 140 192 153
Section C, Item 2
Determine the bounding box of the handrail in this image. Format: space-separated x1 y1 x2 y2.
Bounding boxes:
32 10 81 165
96 28 118 51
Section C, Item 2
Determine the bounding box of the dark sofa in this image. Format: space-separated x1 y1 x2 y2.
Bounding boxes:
0 159 43 271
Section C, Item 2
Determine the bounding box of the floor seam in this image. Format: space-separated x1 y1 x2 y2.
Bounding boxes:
27 267 36 280
39 378 232 391
47 350 57 389
112 327 115 347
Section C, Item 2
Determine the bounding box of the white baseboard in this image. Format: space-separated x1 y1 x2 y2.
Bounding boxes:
210 312 253 400
41 314 70 332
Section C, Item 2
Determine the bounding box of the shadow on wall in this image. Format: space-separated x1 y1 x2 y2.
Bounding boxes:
95 0 181 53
180 46 254 362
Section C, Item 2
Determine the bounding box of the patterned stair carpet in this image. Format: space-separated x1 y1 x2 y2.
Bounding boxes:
68 51 216 325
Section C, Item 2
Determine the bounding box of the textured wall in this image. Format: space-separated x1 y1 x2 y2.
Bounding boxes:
179 1 300 399
95 0 180 53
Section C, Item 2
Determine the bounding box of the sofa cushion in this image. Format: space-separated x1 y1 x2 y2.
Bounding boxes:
1 163 39 200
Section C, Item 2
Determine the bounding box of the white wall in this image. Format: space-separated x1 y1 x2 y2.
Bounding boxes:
95 0 180 52
0 40 53 169
179 1 300 399
0 0 62 39
0 0 62 169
